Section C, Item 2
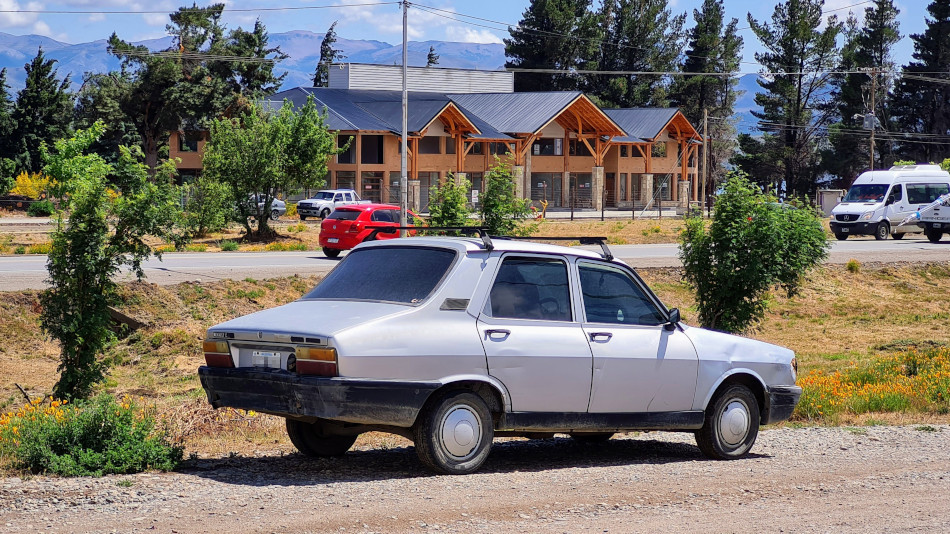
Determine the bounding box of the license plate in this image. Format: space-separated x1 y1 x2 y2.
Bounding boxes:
934 223 942 228
252 351 281 368
841 227 849 233
328 238 339 243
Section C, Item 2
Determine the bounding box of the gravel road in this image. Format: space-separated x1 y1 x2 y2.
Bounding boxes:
2 425 948 533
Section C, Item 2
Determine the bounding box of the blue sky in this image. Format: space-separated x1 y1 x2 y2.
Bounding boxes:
0 0 930 69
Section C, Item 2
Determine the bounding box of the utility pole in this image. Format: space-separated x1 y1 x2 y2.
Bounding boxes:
702 108 708 218
868 68 877 170
399 1 408 236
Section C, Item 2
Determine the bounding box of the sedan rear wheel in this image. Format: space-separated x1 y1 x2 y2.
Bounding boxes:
414 390 494 475
695 384 759 460
285 419 357 457
322 247 341 258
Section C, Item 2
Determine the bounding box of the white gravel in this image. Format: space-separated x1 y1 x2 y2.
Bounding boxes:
2 425 949 533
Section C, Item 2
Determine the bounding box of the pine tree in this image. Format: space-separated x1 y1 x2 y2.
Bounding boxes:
824 0 900 184
504 0 601 92
737 0 841 197
668 0 742 196
314 21 345 87
11 48 73 173
426 46 440 67
0 68 16 162
594 0 686 107
890 0 950 163
219 19 288 98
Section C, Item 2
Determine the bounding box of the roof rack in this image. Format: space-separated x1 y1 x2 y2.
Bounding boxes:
364 226 615 261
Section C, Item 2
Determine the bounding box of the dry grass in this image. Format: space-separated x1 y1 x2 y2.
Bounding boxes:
2 261 950 458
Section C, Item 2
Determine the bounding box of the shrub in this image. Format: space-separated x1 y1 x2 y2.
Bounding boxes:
846 258 861 273
10 171 54 200
219 240 239 251
428 174 471 232
479 158 532 235
679 172 829 333
27 242 52 254
0 395 183 476
285 202 297 219
184 244 207 252
13 245 25 254
183 176 232 238
27 199 55 217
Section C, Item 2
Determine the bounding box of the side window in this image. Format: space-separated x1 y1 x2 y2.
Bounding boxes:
370 210 393 223
334 194 343 202
578 262 666 326
907 183 950 204
888 185 903 202
485 257 571 321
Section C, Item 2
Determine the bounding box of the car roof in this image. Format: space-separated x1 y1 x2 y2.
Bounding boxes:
355 235 608 260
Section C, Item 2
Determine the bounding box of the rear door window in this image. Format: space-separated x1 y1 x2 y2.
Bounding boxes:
578 262 666 326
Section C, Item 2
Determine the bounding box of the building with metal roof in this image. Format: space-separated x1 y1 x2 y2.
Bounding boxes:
171 64 701 213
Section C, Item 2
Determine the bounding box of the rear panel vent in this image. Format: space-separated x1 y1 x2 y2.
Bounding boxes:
440 298 470 311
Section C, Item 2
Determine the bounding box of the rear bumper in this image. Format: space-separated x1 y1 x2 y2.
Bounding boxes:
198 366 441 427
764 385 802 425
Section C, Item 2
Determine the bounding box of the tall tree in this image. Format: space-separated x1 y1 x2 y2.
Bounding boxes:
314 21 345 87
0 68 16 165
107 4 286 171
74 72 143 167
426 46 440 67
594 0 686 107
668 0 743 197
737 0 841 197
890 0 950 163
824 0 900 184
505 0 601 92
10 49 73 173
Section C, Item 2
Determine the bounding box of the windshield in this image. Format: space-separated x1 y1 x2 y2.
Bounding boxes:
303 247 457 304
842 184 888 203
313 191 334 200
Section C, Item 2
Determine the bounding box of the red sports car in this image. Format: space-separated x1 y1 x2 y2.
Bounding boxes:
319 204 421 258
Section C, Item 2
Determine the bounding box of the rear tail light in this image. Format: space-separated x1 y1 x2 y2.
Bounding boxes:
346 222 362 234
295 346 338 376
203 340 233 368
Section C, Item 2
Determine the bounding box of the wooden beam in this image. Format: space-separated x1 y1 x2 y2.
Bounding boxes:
456 135 463 173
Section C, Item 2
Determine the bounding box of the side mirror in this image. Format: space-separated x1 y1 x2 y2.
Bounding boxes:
885 196 895 206
665 308 680 331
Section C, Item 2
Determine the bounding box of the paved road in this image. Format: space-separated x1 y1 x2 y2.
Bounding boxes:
0 238 947 291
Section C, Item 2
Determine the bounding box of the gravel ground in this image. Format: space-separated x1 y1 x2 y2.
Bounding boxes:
2 425 949 533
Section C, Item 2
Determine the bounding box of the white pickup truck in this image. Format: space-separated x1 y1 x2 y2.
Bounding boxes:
296 189 371 220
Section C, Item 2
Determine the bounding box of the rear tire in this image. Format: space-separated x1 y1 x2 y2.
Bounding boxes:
322 247 341 258
414 390 494 475
695 384 760 460
926 229 943 243
891 232 904 240
874 222 890 240
286 419 357 457
299 214 307 221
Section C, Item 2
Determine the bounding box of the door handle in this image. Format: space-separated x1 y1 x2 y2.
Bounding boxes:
485 329 511 339
589 332 613 341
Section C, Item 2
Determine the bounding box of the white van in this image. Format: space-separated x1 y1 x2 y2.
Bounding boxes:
829 165 950 240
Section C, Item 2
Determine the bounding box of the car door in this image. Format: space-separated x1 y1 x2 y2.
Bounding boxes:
885 184 910 226
577 260 698 413
477 255 593 413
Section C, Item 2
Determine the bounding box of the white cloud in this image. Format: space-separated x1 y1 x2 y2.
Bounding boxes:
332 0 459 41
31 19 50 35
142 12 166 26
86 13 105 22
444 26 503 44
0 0 40 28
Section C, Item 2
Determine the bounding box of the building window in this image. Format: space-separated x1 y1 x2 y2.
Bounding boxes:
571 173 593 208
389 171 402 204
468 172 483 205
419 171 439 211
532 138 562 156
489 142 511 155
619 173 627 202
419 136 441 154
468 141 483 155
569 140 591 157
654 175 671 201
531 173 562 208
336 171 356 190
338 135 355 164
620 146 628 158
361 171 383 203
651 142 667 158
445 137 456 154
361 135 384 164
630 146 643 158
179 131 201 152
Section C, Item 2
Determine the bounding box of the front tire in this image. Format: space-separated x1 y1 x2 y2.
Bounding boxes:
834 232 848 241
322 247 341 258
414 390 494 475
299 214 307 221
321 208 331 218
695 384 760 460
286 419 357 457
874 221 890 240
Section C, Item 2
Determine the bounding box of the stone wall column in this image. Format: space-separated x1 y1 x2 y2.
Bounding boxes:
678 180 690 208
639 173 654 209
511 166 525 199
409 179 421 212
592 166 605 211
455 172 467 185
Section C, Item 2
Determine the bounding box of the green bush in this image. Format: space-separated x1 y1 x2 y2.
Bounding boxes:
679 172 829 333
0 395 182 476
219 240 239 251
479 158 532 235
183 176 232 238
27 199 55 217
428 174 471 233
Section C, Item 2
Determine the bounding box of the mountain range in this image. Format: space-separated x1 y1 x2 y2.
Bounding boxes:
0 30 761 133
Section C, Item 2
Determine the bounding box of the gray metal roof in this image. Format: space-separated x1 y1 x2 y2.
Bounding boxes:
448 92 583 134
603 108 679 141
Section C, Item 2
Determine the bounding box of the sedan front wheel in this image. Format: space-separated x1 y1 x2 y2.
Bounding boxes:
695 384 759 460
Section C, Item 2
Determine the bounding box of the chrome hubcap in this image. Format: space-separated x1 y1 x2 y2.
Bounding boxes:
439 405 482 459
719 400 750 446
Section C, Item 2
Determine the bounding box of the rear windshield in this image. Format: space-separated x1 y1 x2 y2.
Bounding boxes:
303 247 457 304
326 210 360 221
